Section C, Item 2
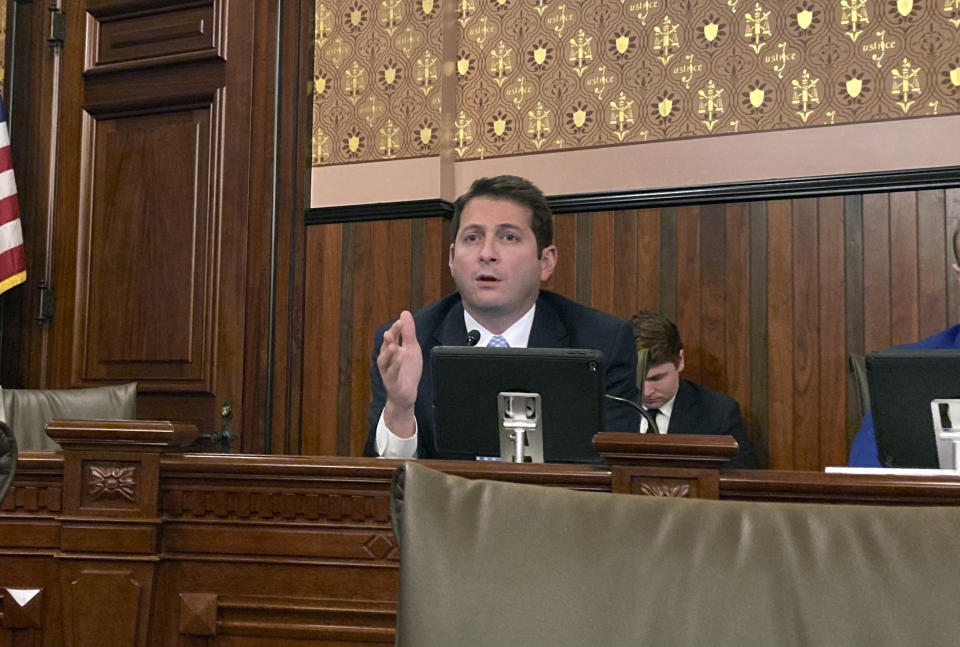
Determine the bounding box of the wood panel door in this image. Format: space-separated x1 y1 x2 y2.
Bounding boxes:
46 1 255 440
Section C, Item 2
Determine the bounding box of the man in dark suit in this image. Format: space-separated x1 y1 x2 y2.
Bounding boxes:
630 311 757 468
365 175 638 459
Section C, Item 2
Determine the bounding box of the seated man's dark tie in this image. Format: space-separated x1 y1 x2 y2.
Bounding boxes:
646 409 660 434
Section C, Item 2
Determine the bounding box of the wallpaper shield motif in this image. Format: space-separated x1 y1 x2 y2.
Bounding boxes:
312 0 960 166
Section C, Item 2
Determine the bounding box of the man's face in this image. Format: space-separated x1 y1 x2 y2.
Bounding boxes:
449 196 557 329
642 351 684 409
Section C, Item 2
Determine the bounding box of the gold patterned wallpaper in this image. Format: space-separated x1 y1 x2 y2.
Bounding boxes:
312 0 960 166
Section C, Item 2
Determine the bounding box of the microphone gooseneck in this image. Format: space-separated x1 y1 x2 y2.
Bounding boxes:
465 330 481 346
604 394 659 434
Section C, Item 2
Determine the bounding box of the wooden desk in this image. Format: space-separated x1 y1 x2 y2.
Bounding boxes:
3 421 960 646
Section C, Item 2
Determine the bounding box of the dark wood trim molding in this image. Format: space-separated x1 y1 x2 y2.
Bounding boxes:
305 199 454 225
548 165 960 213
304 166 960 224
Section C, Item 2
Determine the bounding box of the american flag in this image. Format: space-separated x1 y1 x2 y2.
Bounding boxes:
0 97 25 295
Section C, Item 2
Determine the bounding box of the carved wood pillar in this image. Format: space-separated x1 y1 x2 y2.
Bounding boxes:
45 420 196 647
594 432 737 498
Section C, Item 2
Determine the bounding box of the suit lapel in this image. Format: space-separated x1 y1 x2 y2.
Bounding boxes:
434 299 467 347
527 295 570 348
665 379 694 435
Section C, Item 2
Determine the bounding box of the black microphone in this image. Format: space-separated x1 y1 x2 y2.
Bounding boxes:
465 330 481 346
604 394 658 433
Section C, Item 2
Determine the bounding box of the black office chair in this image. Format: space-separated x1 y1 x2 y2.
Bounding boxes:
0 419 16 505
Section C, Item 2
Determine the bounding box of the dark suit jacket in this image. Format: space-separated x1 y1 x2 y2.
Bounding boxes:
666 378 757 469
365 291 639 458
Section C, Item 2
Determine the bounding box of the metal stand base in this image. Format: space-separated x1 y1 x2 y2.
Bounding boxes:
498 392 544 463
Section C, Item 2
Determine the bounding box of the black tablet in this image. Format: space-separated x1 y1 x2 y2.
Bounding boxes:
866 348 960 468
431 346 605 463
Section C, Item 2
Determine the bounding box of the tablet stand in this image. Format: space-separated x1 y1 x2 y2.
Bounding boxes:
930 398 960 470
498 392 544 463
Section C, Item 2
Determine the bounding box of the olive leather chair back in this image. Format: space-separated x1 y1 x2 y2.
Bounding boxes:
1 383 137 451
392 461 960 647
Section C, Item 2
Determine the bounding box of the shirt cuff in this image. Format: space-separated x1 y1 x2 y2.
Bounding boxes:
375 411 419 458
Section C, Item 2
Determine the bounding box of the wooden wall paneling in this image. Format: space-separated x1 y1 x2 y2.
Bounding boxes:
88 5 217 68
39 1 261 446
82 109 213 384
590 211 615 315
298 216 457 457
424 217 450 302
862 193 892 352
336 223 357 457
348 222 375 457
889 191 920 345
250 0 314 456
698 204 726 393
818 197 848 467
244 0 279 453
409 219 426 310
574 213 592 304
548 213 576 297
60 564 153 647
345 218 416 457
674 206 701 383
658 208 677 323
844 194 865 451
749 201 769 468
371 222 392 326
791 198 820 470
389 218 413 317
302 225 343 456
611 210 638 323
635 209 660 313
160 569 398 646
943 189 960 324
949 189 960 323
917 190 947 339
723 203 750 442
767 200 794 470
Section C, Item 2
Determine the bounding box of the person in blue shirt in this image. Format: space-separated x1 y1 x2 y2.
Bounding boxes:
848 226 960 466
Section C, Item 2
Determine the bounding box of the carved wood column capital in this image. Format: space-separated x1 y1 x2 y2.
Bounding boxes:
594 432 735 498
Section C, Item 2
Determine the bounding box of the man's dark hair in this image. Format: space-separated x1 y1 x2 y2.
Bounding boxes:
451 175 553 256
630 310 683 367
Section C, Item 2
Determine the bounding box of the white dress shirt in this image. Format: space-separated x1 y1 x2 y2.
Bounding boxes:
375 304 537 457
639 391 678 435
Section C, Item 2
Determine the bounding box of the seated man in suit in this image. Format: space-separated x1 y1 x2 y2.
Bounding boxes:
849 224 960 467
365 175 638 459
630 311 757 468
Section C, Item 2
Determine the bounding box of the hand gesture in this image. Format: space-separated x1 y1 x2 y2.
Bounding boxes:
377 310 422 438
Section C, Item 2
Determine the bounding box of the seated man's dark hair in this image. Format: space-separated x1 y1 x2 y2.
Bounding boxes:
451 175 553 257
629 310 683 367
